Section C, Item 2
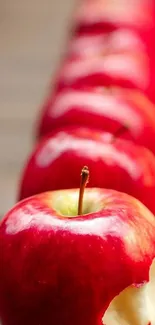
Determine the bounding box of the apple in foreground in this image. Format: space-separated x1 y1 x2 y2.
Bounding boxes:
0 168 155 325
19 126 155 215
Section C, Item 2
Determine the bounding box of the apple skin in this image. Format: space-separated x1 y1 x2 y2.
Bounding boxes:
44 30 150 107
73 0 155 40
56 51 150 93
0 188 155 325
36 87 155 154
36 0 155 139
55 0 155 94
38 34 151 139
19 126 155 214
74 0 154 27
49 30 151 94
52 34 152 97
67 28 147 61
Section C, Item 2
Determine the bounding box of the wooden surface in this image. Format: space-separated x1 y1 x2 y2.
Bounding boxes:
0 0 75 216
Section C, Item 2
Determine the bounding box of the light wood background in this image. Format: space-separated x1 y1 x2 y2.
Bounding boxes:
0 0 75 216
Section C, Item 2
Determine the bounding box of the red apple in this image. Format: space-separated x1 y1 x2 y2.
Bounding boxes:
48 24 151 94
36 0 155 139
0 186 155 325
61 0 154 94
74 0 154 37
36 36 155 138
65 38 151 93
67 28 147 60
38 0 155 116
56 51 150 93
41 27 151 130
36 87 155 154
19 126 155 214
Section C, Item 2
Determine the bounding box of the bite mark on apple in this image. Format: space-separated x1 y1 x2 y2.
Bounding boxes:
102 259 155 325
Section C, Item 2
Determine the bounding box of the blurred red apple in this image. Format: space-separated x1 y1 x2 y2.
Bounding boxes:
74 0 154 37
19 126 155 214
36 87 155 154
56 51 149 93
0 187 155 325
36 0 155 139
61 0 155 94
67 28 146 60
46 26 151 98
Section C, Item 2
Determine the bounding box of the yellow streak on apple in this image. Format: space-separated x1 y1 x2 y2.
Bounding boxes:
124 198 155 263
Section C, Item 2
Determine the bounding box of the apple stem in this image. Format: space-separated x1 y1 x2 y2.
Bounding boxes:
78 166 89 215
112 125 128 142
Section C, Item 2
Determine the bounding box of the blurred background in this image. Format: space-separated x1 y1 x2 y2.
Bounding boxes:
0 0 75 215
